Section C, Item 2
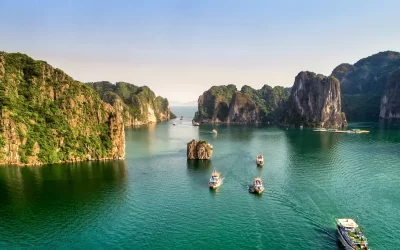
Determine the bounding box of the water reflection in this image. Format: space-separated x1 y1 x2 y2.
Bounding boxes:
0 160 127 208
186 159 212 172
186 160 213 189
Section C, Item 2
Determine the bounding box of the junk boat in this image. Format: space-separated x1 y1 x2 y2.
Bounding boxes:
337 218 369 250
212 129 217 134
313 128 327 132
313 128 370 134
256 153 264 166
192 120 200 126
209 169 222 189
249 177 264 194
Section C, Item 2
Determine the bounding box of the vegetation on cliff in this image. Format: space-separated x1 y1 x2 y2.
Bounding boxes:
0 52 124 165
194 84 237 122
194 84 289 123
87 81 175 125
331 51 400 121
187 139 213 160
380 68 400 118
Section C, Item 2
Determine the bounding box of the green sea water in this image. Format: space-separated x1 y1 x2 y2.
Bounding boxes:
1 106 400 249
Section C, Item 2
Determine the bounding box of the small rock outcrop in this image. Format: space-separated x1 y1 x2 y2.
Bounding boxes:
285 71 347 128
187 140 213 160
380 68 400 119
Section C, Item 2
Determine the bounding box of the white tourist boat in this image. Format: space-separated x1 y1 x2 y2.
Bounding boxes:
192 120 200 126
209 169 222 189
249 177 264 194
337 218 369 250
256 153 264 166
212 129 217 134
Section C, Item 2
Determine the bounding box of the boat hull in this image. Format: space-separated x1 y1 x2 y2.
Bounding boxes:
249 186 264 194
337 226 366 250
209 182 221 189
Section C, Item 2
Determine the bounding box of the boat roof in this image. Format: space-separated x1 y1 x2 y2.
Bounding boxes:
254 177 262 181
338 219 358 228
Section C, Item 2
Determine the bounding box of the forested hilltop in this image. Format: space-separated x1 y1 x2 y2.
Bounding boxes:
194 84 289 124
0 52 125 165
194 51 400 127
331 51 400 121
87 81 175 126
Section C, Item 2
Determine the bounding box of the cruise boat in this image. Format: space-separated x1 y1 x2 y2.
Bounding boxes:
337 218 369 250
249 177 264 194
313 128 327 132
256 153 264 166
209 169 222 189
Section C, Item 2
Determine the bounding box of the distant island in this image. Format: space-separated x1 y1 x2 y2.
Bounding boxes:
87 81 176 126
0 52 174 165
193 51 400 127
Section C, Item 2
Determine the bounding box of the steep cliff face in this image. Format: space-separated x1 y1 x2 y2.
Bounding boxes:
227 92 260 123
194 85 237 123
87 81 174 126
0 52 125 165
380 68 400 119
285 71 347 128
194 84 289 124
331 51 400 121
187 140 213 160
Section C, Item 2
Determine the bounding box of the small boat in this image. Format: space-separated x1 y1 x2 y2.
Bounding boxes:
313 128 327 132
180 116 183 120
256 153 264 166
212 129 217 134
209 169 222 189
299 125 303 129
249 177 264 194
192 120 200 126
337 218 369 250
173 123 176 126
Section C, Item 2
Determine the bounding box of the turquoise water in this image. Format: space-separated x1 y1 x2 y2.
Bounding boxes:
0 106 399 249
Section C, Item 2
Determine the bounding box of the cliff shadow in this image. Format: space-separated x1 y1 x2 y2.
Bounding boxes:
0 160 127 208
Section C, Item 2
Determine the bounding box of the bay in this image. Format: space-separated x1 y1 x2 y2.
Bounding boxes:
0 106 399 249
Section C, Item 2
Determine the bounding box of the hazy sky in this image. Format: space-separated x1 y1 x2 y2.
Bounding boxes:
1 0 400 103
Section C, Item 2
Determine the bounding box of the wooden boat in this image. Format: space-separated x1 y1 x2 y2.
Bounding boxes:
249 177 264 194
256 153 264 166
209 169 222 189
337 218 369 250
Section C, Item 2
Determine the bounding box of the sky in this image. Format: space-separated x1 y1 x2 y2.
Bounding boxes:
1 0 400 103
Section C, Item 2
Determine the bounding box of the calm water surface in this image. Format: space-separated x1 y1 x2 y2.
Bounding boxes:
0 106 399 249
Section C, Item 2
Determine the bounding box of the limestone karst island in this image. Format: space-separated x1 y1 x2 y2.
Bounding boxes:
1 1 400 250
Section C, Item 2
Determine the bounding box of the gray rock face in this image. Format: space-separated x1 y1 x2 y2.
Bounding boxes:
380 69 400 119
227 92 260 123
286 71 347 128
